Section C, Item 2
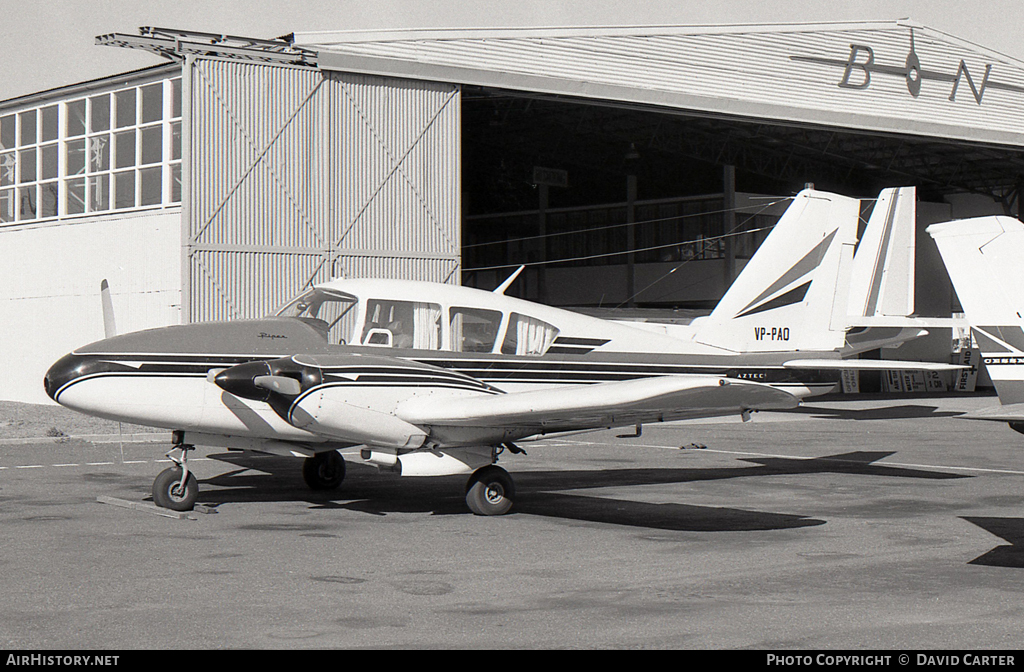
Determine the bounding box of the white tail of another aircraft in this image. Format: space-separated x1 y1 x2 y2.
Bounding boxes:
928 216 1024 405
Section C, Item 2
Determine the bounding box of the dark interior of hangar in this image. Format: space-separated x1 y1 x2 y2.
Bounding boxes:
459 87 1024 309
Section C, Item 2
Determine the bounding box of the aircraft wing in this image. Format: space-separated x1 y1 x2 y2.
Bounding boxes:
395 375 798 435
783 359 967 372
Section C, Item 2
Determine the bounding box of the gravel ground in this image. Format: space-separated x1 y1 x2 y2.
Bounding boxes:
0 400 155 440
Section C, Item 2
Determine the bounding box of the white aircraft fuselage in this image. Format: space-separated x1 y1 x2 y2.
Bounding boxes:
45 278 838 448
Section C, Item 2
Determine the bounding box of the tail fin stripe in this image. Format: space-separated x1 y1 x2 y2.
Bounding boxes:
736 281 811 318
737 229 838 316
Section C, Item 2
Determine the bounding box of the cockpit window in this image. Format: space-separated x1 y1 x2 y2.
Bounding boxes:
275 288 359 345
362 299 442 350
450 307 502 353
501 313 559 356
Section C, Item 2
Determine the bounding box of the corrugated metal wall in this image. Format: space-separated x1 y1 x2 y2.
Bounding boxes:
186 57 460 322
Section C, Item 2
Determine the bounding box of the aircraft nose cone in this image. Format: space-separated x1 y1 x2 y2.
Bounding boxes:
44 353 87 402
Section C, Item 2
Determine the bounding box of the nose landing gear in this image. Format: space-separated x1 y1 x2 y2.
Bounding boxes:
152 432 198 511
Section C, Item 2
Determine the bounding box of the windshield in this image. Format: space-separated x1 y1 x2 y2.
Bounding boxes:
274 288 359 344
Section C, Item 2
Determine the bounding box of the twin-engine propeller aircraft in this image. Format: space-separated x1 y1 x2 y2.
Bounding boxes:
45 187 962 515
929 216 1024 434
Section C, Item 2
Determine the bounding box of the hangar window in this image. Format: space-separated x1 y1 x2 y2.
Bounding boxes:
0 75 182 226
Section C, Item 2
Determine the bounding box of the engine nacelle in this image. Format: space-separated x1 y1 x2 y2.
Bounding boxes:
290 390 427 449
360 447 494 476
400 447 494 476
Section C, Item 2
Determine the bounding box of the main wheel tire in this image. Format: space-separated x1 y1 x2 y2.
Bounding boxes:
302 451 346 490
152 467 198 511
465 465 515 516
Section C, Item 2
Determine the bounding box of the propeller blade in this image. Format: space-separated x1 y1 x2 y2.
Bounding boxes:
100 279 116 338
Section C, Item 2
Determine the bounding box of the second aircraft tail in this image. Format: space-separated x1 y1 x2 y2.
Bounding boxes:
928 216 1024 404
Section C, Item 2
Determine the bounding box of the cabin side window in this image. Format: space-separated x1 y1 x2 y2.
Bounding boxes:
362 299 442 350
274 288 359 345
450 307 503 353
501 313 559 356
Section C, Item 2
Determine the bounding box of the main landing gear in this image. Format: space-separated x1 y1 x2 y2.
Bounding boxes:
300 449 516 516
465 465 515 516
152 432 198 511
302 451 346 490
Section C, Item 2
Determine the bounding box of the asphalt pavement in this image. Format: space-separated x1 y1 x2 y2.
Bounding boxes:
1 393 1022 650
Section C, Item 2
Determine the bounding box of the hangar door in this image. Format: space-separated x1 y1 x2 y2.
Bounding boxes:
185 57 461 322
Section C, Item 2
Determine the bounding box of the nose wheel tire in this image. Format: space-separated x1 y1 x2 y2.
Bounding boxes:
153 467 198 511
302 451 346 490
466 465 515 516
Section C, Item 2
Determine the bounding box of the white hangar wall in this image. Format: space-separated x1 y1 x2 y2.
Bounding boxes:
183 57 462 323
1 211 182 404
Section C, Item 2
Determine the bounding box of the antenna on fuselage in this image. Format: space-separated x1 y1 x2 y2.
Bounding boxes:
100 279 117 338
493 265 525 295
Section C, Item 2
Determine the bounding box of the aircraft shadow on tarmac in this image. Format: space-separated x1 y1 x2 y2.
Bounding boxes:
962 517 1024 569
785 404 964 421
186 449 964 533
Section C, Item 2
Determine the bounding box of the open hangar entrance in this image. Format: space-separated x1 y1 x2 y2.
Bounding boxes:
458 87 1024 316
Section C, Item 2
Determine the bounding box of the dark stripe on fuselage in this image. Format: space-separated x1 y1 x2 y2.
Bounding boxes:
48 347 838 404
414 356 835 386
547 346 597 355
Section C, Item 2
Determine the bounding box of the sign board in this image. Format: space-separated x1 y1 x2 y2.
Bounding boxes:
953 348 980 392
532 166 568 188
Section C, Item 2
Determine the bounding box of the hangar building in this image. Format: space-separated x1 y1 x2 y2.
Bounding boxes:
3 21 1023 403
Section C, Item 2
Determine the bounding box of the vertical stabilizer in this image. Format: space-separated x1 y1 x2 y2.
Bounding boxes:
693 188 860 353
847 187 916 318
928 216 1024 403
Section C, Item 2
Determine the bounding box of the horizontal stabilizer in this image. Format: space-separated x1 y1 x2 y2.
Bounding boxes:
845 316 968 329
783 359 968 372
396 375 798 433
